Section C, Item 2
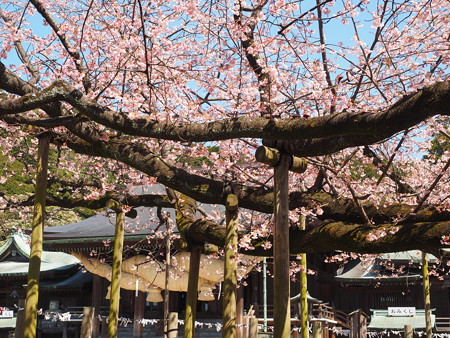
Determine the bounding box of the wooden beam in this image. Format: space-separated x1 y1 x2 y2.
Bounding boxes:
223 194 239 338
273 154 291 338
108 203 125 338
255 146 307 174
185 246 202 338
24 133 50 338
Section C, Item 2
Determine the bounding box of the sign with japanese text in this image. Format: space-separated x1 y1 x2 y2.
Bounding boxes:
388 307 416 316
0 309 13 318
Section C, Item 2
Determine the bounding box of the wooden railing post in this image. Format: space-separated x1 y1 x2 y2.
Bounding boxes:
404 325 413 338
249 316 258 338
81 306 95 337
313 321 323 338
223 194 239 338
168 312 179 338
24 133 51 338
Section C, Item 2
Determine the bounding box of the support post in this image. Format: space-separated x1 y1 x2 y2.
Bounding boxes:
164 220 171 338
300 253 308 338
81 307 95 338
14 299 26 338
422 252 432 338
255 145 307 338
168 312 179 338
133 291 145 338
404 325 413 338
184 245 202 338
273 154 291 338
101 316 107 338
262 258 268 333
24 133 50 338
236 285 244 338
223 194 239 338
91 274 102 338
108 202 125 338
299 215 308 338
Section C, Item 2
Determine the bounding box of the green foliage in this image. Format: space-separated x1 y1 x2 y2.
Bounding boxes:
0 153 34 196
428 136 450 159
348 158 379 180
177 145 219 167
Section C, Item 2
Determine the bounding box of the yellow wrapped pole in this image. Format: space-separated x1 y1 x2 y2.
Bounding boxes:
299 253 308 338
222 194 239 338
422 252 432 338
107 201 125 338
24 133 51 338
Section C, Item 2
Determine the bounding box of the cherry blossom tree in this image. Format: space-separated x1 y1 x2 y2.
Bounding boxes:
0 0 449 255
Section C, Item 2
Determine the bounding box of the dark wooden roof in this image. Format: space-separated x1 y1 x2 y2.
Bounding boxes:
43 206 175 253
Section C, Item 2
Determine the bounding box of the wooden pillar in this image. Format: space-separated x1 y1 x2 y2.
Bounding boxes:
298 213 308 338
184 245 202 338
91 274 102 338
24 133 51 338
134 291 145 338
101 316 108 338
236 285 244 338
404 325 413 338
422 252 432 338
108 203 125 338
164 221 171 337
223 194 239 338
168 312 179 338
256 146 307 338
350 310 367 338
81 307 95 337
15 299 26 338
273 154 291 338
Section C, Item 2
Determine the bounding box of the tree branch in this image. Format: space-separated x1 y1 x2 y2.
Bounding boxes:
1 78 449 155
